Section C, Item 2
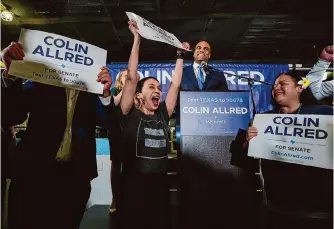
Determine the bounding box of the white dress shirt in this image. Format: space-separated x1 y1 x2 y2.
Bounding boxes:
193 62 206 82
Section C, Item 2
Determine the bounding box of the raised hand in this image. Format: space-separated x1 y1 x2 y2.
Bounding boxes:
319 45 333 63
128 20 140 37
97 66 112 97
177 42 190 54
1 41 25 78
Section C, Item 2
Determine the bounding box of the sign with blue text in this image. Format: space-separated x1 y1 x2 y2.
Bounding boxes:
248 114 333 169
9 29 107 94
180 91 250 136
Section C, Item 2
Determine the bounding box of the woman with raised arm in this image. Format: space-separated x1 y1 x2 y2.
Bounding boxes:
112 20 190 229
108 68 142 214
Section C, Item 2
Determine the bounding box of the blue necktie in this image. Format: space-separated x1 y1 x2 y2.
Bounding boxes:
197 66 205 90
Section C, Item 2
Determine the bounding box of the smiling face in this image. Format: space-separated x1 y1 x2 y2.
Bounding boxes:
136 78 162 112
193 41 211 64
116 69 128 91
120 72 127 86
272 74 303 106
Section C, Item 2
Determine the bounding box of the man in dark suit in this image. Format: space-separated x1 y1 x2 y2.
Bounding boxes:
178 41 234 229
181 40 229 91
2 41 113 229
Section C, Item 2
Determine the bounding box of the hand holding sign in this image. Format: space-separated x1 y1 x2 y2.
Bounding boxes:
246 126 258 142
1 42 24 79
178 42 190 54
97 66 112 97
126 12 190 51
128 20 140 37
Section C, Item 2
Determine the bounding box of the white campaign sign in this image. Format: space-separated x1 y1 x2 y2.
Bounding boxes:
9 29 107 94
126 12 189 50
248 114 333 169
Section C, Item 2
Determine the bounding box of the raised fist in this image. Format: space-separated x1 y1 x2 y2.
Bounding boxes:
128 20 140 37
96 66 113 97
319 45 333 63
177 42 190 54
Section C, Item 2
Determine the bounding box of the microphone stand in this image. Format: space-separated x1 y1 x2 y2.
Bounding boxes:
202 65 273 119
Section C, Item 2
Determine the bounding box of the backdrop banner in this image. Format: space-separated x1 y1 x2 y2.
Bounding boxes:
107 62 289 114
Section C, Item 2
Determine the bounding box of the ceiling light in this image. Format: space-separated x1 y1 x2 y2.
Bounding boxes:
1 10 13 22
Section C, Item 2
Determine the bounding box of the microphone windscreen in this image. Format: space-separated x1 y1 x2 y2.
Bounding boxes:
201 61 207 67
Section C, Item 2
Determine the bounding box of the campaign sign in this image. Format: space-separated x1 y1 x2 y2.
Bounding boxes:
126 12 189 51
180 91 250 136
248 114 333 169
9 29 107 94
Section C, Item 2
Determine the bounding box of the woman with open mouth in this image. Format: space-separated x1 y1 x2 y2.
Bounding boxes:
106 19 190 229
238 71 333 229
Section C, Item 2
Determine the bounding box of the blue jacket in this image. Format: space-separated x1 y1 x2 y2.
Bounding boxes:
181 65 229 91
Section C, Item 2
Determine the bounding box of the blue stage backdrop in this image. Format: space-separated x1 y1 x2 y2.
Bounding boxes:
107 63 289 114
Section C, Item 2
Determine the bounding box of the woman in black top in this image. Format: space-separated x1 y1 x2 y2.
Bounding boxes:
110 20 189 229
108 68 127 213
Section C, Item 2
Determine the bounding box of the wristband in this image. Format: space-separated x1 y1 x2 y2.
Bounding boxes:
175 52 184 59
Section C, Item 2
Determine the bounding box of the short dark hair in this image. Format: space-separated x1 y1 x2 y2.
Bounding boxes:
136 76 159 93
271 70 320 109
194 40 211 50
195 40 211 46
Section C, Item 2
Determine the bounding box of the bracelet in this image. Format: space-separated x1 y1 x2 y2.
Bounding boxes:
175 52 184 59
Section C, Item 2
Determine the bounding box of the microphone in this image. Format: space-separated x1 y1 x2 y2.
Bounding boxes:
200 61 207 68
201 61 211 75
200 61 223 88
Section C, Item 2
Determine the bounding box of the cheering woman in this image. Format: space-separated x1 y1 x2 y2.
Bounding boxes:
106 19 189 229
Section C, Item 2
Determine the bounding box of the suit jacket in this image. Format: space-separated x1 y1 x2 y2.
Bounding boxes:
173 64 229 120
3 80 109 181
181 65 229 91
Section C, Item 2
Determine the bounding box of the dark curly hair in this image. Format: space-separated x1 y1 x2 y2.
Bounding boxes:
136 76 159 93
135 77 160 108
271 70 320 110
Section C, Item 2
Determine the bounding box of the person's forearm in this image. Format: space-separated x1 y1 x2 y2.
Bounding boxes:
164 57 184 116
307 59 330 82
306 58 332 100
120 34 141 115
313 80 334 100
113 90 123 106
170 58 183 89
127 35 141 83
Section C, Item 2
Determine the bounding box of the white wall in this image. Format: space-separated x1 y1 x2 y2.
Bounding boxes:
86 139 112 209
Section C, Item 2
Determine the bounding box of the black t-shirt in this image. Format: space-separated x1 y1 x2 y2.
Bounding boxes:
118 101 170 174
